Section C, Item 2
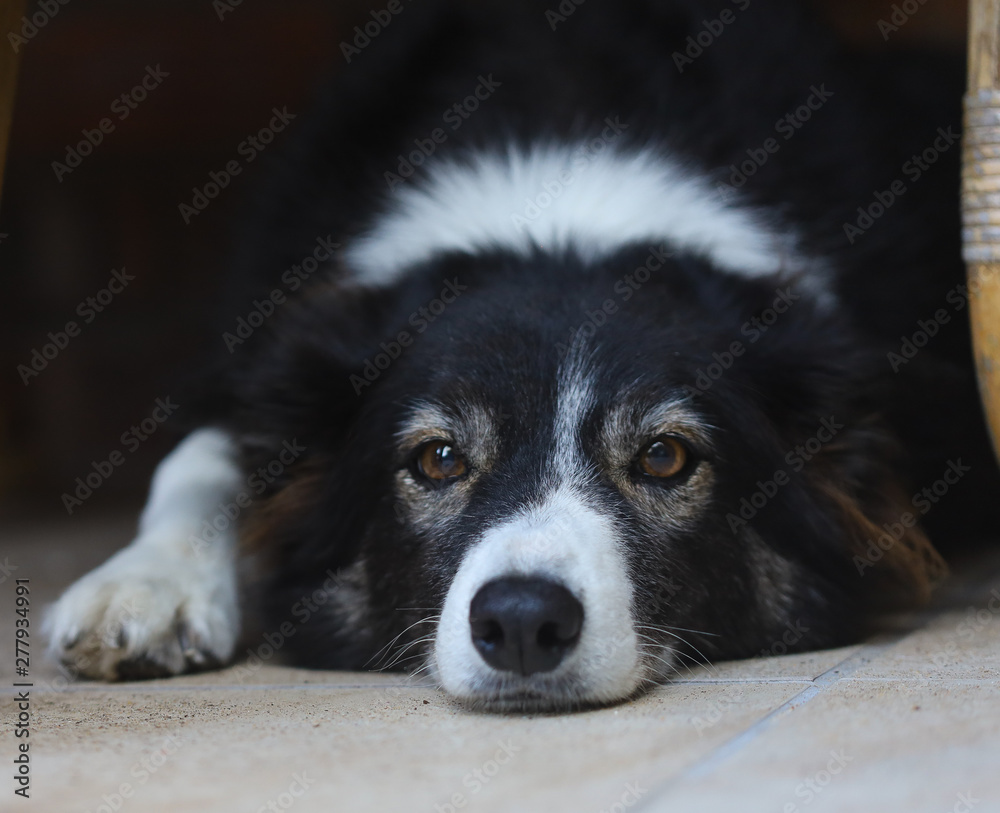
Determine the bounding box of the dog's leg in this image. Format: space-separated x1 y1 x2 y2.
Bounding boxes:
45 428 243 680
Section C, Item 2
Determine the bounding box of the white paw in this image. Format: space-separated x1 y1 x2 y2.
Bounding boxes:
45 535 239 681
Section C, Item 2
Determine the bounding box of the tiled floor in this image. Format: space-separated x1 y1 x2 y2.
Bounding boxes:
2 517 998 812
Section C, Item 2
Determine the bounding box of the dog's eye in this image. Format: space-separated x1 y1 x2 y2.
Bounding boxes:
638 437 688 479
415 440 467 482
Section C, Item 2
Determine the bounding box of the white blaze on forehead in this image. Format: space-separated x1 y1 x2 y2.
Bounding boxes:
433 353 645 704
345 144 826 297
551 344 598 481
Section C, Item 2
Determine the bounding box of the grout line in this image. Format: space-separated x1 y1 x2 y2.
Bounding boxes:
0 681 430 696
670 675 1000 685
663 673 1000 686
4 673 996 697
685 638 896 779
633 557 1000 811
633 638 898 811
836 675 1000 682
669 678 826 685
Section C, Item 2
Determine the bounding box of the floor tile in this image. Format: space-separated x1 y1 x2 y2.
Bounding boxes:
642 679 1000 813
850 561 1000 681
5 516 1000 812
7 681 804 813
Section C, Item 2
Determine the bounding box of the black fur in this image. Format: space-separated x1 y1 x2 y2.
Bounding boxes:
184 0 997 707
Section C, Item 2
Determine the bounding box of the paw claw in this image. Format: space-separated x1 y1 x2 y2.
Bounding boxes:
115 655 175 681
45 540 239 682
178 626 200 661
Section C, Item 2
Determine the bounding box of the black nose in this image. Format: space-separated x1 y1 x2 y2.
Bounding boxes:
469 577 584 676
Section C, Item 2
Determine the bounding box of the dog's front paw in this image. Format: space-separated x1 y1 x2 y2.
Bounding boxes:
44 538 239 680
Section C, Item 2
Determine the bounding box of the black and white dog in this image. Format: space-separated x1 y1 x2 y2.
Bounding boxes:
46 0 998 711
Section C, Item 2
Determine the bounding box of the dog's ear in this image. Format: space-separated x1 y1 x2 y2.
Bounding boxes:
224 270 454 565
808 420 947 607
717 285 948 608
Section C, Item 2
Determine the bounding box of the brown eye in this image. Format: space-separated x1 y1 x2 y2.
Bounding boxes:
416 440 467 482
639 437 688 478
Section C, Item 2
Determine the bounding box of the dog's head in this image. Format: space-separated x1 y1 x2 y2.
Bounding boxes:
230 246 944 711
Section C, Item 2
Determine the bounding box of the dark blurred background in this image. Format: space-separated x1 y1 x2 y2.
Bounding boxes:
0 0 970 522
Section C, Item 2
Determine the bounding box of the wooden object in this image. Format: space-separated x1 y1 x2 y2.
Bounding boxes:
963 0 1000 460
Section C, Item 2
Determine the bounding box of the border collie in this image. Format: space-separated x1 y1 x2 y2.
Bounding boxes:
46 0 999 711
